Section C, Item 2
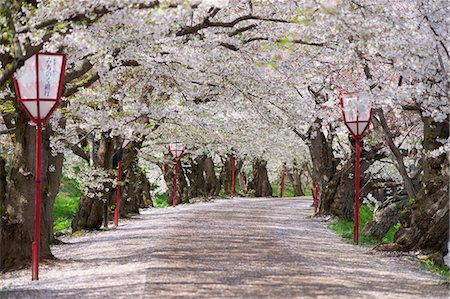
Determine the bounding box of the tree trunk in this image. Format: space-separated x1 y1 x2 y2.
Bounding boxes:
71 133 116 232
160 157 189 206
0 110 65 270
287 163 305 196
187 155 207 198
362 195 408 239
118 141 151 216
308 119 337 195
238 170 247 195
0 157 6 205
375 109 417 200
220 155 242 196
121 167 152 216
319 144 386 220
378 117 449 262
204 157 219 197
247 159 272 197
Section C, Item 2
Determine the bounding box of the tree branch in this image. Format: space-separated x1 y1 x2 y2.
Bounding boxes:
16 1 161 34
176 15 291 36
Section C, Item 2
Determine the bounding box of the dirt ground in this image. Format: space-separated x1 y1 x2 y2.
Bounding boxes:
0 197 448 298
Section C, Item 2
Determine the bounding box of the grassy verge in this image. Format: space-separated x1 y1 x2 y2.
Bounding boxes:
53 176 81 232
328 204 450 280
422 259 450 281
329 204 384 248
271 182 313 198
154 192 169 208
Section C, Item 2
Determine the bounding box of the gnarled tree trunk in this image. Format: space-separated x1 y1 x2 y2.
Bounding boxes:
0 108 65 270
118 141 152 216
319 142 386 220
71 133 116 232
247 159 272 197
188 155 207 198
362 194 408 240
239 170 248 195
287 163 305 196
204 157 220 197
378 117 449 262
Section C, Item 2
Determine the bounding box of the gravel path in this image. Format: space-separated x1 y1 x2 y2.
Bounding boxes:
0 197 448 298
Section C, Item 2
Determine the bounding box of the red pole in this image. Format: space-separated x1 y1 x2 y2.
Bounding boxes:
280 161 286 198
32 123 42 281
314 182 319 213
231 158 235 197
113 160 122 227
172 159 178 207
354 138 361 245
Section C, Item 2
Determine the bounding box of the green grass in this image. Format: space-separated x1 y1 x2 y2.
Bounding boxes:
382 222 400 243
329 204 449 280
329 204 402 248
329 204 380 247
52 176 81 232
422 259 450 280
271 181 312 198
154 192 169 208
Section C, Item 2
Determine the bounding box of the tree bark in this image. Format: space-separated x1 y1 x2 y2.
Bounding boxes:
378 117 449 262
187 155 207 198
71 132 116 232
247 159 272 197
287 162 305 196
117 141 152 216
307 119 337 193
319 143 386 220
0 107 65 270
375 109 417 200
362 194 408 240
159 157 189 206
0 157 6 211
220 155 242 196
204 157 220 197
238 170 248 195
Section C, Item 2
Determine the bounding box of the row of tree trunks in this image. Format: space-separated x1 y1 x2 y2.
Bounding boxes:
71 132 116 232
0 106 66 270
160 155 275 201
378 117 449 262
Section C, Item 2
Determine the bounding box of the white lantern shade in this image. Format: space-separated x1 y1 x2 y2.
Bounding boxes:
168 142 185 159
121 129 134 148
15 57 37 99
14 53 67 123
38 54 65 99
339 91 373 138
122 138 132 149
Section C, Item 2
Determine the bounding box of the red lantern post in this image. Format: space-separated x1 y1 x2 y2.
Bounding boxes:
339 90 373 245
314 182 319 213
13 53 67 280
231 157 235 197
168 142 185 207
113 134 133 227
280 161 286 198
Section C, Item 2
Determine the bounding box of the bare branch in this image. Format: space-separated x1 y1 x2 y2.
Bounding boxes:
176 15 291 36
